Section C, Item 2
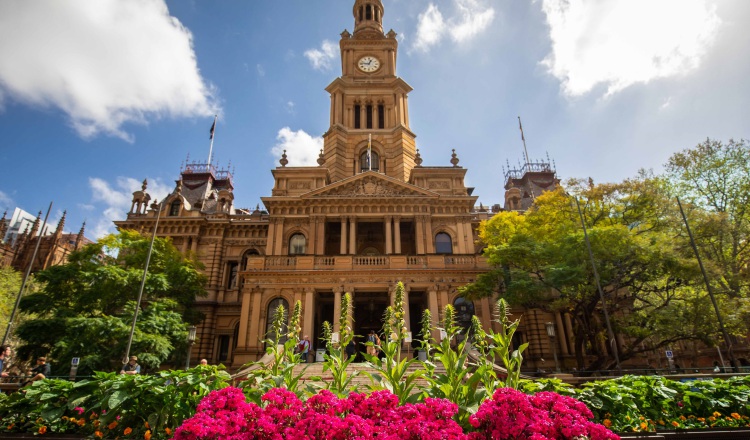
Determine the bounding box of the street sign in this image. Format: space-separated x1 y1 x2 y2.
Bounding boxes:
665 350 673 359
71 357 80 366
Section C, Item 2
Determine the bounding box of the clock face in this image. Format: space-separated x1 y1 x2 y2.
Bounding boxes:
357 56 381 73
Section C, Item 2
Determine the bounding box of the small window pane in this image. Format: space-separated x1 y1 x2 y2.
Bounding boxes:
436 232 452 254
169 200 181 216
290 234 306 255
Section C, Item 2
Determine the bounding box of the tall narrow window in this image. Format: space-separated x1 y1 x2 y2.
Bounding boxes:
289 233 306 255
218 335 230 362
378 105 385 129
169 200 181 216
359 6 363 21
366 105 373 129
354 105 361 129
366 4 372 20
435 232 453 254
227 262 238 289
360 150 380 172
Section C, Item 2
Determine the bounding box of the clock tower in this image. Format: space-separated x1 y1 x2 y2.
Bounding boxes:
323 0 417 183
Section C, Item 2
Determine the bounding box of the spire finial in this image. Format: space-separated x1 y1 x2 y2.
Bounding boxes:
317 149 325 166
55 210 67 235
279 150 289 167
450 149 459 167
75 221 86 250
414 148 423 167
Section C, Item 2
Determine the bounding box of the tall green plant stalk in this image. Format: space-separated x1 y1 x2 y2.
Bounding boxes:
241 300 310 402
489 298 528 390
421 303 483 428
363 282 424 403
320 293 358 396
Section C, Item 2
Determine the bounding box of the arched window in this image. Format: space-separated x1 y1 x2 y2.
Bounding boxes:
289 233 306 255
435 232 453 254
265 297 290 349
360 150 380 172
169 200 181 216
453 297 475 343
237 249 259 289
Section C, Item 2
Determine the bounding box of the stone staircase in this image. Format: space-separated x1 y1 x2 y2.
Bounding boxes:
292 361 446 392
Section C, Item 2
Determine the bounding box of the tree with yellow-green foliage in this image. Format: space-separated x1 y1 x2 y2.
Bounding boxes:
461 174 723 372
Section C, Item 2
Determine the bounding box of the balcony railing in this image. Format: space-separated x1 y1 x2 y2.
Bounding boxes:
246 255 487 271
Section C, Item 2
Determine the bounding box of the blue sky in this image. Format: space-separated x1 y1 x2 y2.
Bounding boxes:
0 0 748 239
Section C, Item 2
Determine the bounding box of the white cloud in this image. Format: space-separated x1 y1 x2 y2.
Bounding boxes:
271 128 323 167
0 190 15 213
413 5 446 52
256 64 266 77
304 40 338 71
285 101 296 114
541 0 721 97
450 0 496 43
88 176 172 238
412 0 495 52
0 0 219 142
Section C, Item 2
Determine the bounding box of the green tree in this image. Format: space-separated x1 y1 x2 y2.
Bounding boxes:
14 230 207 375
462 177 711 372
1 266 41 349
666 138 750 328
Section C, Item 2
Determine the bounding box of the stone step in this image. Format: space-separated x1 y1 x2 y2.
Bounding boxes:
292 360 447 392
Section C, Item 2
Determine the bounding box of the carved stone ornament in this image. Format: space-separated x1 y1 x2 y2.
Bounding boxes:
317 176 421 197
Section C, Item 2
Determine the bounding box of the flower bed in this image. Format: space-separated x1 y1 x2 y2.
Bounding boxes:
173 386 619 440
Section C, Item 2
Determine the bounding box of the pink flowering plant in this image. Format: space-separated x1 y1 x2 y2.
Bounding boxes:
468 388 620 440
174 386 468 440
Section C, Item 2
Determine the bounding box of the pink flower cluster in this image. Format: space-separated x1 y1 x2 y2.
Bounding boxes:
468 388 620 440
174 387 466 440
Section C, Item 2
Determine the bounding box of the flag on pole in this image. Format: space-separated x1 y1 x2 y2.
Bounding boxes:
518 116 525 142
209 116 217 140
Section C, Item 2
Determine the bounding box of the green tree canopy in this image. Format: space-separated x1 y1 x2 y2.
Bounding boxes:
15 230 207 375
666 138 750 311
462 176 718 372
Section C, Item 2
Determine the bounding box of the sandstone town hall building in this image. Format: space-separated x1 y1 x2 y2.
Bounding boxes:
115 0 562 369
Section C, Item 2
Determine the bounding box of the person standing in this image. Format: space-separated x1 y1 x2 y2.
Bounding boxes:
0 345 11 378
298 335 311 363
120 356 141 375
366 330 380 357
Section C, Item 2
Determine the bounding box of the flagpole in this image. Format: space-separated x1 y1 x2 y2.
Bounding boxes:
207 115 217 166
518 116 530 167
2 201 53 346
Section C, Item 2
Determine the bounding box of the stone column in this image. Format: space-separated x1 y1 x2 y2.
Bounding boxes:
237 287 253 348
394 216 402 254
266 218 277 255
349 217 357 255
247 289 264 352
303 288 315 343
385 216 393 254
309 217 317 255
316 217 325 256
428 286 440 342
332 287 343 334
555 312 569 356
424 216 434 253
340 217 348 255
415 216 425 254
401 285 411 348
564 313 575 356
274 218 285 255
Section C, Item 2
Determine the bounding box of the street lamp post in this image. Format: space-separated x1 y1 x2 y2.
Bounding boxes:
185 325 197 370
546 321 560 373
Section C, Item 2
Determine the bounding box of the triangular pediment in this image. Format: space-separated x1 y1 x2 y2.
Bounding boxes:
303 172 438 199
